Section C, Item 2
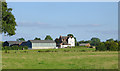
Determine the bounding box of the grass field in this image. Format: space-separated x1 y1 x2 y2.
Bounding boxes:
2 47 118 69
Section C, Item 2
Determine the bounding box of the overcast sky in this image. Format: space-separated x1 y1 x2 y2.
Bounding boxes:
2 2 118 41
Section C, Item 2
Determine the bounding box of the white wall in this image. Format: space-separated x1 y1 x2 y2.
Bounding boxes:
68 37 75 46
32 47 55 49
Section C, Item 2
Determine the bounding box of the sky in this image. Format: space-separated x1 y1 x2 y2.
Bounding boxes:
2 2 118 41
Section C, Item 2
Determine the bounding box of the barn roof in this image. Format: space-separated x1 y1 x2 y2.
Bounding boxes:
79 43 90 45
5 41 24 45
29 40 56 43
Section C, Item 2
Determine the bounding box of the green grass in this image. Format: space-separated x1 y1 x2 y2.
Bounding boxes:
2 47 118 69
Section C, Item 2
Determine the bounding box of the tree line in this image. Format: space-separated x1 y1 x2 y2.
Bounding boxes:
16 35 53 41
78 38 119 51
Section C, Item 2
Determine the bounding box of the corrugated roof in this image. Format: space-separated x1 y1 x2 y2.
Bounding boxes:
29 40 55 43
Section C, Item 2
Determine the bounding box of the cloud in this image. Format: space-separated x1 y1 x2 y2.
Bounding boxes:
67 24 101 28
17 21 65 29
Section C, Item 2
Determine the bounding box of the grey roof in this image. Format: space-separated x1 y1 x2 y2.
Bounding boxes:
6 41 21 44
60 36 68 39
5 41 24 45
29 40 56 43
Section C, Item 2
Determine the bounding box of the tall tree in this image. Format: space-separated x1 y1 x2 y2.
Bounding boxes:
67 34 74 37
16 38 25 41
1 2 17 36
45 35 53 40
34 37 41 40
90 37 100 46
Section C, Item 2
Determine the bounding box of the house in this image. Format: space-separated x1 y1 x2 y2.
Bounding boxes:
79 43 91 47
3 41 24 47
55 36 75 48
26 40 56 49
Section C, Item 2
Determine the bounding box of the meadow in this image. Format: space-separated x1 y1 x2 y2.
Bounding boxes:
2 47 118 69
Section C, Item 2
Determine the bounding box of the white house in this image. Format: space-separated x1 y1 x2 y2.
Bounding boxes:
56 36 75 48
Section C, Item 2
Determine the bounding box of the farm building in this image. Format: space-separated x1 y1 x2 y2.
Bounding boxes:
3 41 24 47
26 40 56 49
79 43 91 47
55 36 75 48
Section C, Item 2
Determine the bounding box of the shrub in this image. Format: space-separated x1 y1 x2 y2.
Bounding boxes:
23 46 28 50
18 46 23 50
96 42 107 51
5 46 11 50
108 42 118 51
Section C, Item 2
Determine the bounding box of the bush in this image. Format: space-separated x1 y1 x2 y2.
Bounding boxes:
23 46 28 50
108 42 118 51
96 42 107 51
18 46 23 50
4 46 11 50
96 41 118 51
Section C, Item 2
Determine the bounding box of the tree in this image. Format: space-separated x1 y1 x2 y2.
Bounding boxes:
118 41 120 51
108 42 118 51
90 37 100 46
34 37 41 40
96 42 107 51
1 2 17 36
104 41 118 51
16 38 25 41
55 38 60 43
67 34 74 37
106 38 114 42
45 35 53 40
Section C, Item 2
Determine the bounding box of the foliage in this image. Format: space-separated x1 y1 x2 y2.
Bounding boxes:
118 41 120 51
107 42 118 51
67 34 74 37
23 46 28 50
2 45 28 50
96 41 118 51
2 2 17 36
45 35 53 40
34 37 41 40
11 46 19 50
55 38 60 44
96 42 106 51
16 38 25 41
90 37 100 46
106 38 114 42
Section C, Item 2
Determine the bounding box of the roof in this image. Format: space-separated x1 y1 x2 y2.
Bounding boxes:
60 36 68 39
5 41 24 44
29 40 56 43
79 43 90 45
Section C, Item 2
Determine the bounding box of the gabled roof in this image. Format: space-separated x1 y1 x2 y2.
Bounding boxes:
5 41 24 44
59 36 68 39
29 40 55 43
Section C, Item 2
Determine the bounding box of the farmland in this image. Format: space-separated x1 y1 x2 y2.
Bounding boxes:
2 47 118 69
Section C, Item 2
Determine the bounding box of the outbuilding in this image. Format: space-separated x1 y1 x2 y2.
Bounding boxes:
26 40 56 49
3 41 23 47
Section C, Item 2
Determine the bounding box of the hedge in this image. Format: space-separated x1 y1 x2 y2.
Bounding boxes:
2 46 28 50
